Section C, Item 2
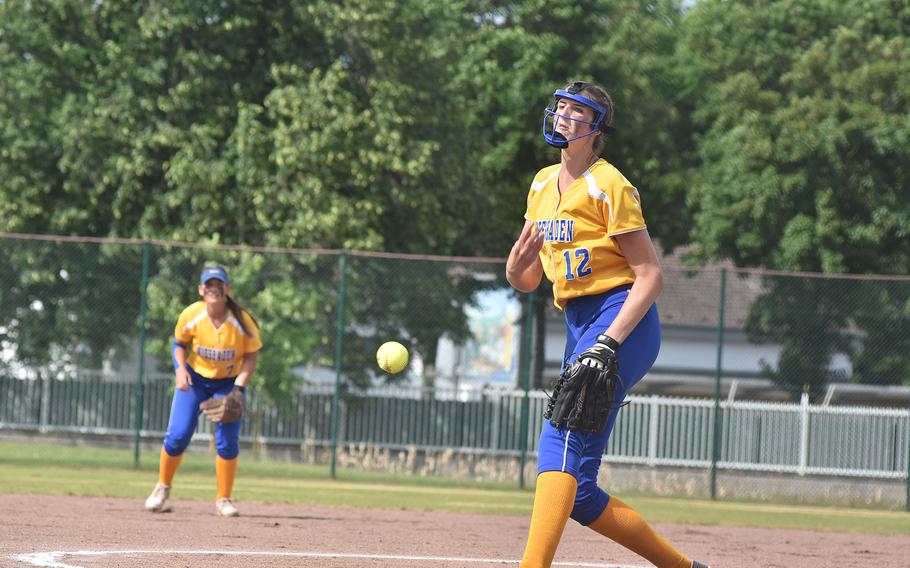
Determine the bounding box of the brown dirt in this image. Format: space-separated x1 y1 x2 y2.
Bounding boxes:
1 494 908 567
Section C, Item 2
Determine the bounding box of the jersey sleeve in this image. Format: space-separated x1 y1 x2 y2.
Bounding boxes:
242 311 263 353
524 174 540 221
606 182 646 237
173 307 194 345
525 165 558 221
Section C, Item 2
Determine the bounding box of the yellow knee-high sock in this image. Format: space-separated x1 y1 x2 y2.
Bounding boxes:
215 456 238 499
519 471 577 568
158 448 183 486
588 496 691 568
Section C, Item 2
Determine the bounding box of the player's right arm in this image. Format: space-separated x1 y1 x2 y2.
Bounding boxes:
506 220 544 293
172 305 195 391
172 342 192 391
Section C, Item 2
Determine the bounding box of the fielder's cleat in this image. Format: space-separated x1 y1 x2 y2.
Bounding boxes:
144 483 171 512
692 562 710 568
216 497 239 517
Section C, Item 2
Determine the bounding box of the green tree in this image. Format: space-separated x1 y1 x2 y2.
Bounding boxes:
678 0 910 392
0 239 143 375
0 1 324 239
2 0 691 253
1 0 692 395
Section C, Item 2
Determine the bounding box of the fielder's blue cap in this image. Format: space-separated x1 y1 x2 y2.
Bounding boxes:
199 266 229 284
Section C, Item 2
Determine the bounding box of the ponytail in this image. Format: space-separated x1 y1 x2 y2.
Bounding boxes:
226 295 258 336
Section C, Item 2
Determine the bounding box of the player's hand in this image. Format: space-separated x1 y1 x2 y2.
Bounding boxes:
507 222 545 277
546 334 623 433
175 367 192 391
578 334 620 370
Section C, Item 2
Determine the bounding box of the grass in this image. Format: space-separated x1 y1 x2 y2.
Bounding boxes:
2 439 909 535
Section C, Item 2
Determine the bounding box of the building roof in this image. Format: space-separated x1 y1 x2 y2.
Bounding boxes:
657 247 764 330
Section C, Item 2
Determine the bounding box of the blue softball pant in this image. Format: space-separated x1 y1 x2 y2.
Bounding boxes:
162 365 243 460
536 285 661 525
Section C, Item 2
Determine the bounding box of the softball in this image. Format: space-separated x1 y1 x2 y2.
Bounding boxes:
376 341 409 374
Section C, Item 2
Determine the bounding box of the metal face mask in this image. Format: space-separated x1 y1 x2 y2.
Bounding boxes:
542 84 611 149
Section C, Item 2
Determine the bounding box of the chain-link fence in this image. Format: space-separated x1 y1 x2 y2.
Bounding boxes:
1 233 908 509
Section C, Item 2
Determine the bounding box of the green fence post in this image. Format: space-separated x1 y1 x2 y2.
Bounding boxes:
133 241 151 468
518 289 535 490
710 267 727 500
330 251 349 479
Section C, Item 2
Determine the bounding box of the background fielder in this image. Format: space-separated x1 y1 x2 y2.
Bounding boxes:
144 265 262 517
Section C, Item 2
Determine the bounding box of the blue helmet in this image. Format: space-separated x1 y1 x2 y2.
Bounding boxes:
542 82 615 149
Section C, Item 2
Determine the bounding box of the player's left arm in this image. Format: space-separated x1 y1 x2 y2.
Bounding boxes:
234 350 258 389
235 311 262 389
603 229 664 344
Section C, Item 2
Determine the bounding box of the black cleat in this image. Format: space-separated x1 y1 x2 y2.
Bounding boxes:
692 562 710 568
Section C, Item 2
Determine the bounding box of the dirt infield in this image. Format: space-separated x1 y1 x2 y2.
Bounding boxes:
1 494 909 567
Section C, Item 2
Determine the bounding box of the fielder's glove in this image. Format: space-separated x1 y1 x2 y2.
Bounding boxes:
544 334 623 433
200 386 245 424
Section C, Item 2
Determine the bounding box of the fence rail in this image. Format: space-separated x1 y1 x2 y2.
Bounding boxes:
2 375 907 481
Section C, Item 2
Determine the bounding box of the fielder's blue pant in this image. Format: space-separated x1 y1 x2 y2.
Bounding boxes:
162 366 243 460
536 285 661 525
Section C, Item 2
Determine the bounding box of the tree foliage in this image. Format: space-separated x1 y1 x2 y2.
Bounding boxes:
0 0 690 394
2 0 908 395
678 0 910 392
680 0 910 273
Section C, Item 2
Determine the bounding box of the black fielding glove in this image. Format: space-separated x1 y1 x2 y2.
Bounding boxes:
544 334 623 433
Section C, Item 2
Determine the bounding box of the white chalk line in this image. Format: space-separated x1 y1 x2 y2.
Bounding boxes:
9 550 649 568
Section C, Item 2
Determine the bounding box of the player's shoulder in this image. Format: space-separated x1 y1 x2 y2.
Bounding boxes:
179 301 206 320
589 159 634 190
529 163 560 191
533 163 560 180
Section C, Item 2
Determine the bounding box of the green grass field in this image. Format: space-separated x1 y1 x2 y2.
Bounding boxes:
2 440 909 536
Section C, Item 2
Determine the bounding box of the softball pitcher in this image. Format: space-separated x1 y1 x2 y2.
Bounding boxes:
144 265 262 517
507 81 709 568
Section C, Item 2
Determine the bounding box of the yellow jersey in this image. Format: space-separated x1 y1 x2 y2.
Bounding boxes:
524 159 646 309
174 301 262 378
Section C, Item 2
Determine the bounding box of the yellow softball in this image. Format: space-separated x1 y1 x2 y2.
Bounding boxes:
376 341 409 374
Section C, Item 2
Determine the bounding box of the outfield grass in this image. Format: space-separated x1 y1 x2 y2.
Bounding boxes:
1 440 909 535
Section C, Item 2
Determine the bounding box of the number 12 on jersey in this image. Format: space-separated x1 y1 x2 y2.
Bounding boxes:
563 248 592 280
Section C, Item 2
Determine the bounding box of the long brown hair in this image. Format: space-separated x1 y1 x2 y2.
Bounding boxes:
226 295 258 336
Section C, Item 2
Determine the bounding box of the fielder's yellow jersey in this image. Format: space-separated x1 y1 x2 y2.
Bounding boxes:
524 159 646 309
174 301 262 379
